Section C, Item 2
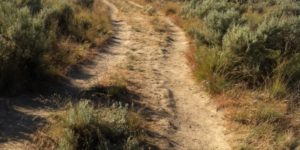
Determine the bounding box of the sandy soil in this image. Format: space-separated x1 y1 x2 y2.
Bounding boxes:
0 0 230 149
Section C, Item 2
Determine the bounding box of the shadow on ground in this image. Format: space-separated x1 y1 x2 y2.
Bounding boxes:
79 85 177 149
0 97 48 144
0 18 126 146
79 85 140 105
0 11 176 148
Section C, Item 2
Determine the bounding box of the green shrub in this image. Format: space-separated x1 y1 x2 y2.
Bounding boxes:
59 101 109 150
0 0 111 93
0 2 51 91
183 0 300 92
204 8 240 42
41 1 75 36
181 1 300 149
41 100 143 150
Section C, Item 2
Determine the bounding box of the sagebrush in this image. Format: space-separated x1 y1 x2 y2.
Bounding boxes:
35 100 144 150
0 0 111 93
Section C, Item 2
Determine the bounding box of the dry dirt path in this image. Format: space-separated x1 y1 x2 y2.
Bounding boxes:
0 0 230 149
100 0 231 149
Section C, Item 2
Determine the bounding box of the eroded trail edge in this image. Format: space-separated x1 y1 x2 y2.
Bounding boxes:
102 0 231 149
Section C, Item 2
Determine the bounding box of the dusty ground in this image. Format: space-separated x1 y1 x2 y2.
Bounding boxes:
0 0 230 149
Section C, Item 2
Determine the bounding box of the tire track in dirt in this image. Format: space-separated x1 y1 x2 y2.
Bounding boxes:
103 0 231 149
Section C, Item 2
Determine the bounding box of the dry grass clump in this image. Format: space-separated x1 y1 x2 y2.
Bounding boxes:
34 100 144 150
215 89 300 149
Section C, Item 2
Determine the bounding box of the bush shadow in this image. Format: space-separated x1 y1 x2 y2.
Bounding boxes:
0 98 47 144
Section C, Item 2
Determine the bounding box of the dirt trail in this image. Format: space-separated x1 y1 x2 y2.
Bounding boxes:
100 0 231 149
0 0 230 149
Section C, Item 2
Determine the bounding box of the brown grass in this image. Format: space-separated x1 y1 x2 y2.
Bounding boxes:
214 88 300 149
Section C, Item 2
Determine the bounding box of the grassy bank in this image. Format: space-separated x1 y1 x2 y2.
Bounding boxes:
0 0 112 93
132 0 300 149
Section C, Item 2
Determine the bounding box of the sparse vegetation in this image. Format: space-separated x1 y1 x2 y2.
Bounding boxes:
0 0 112 93
34 100 144 150
2 0 300 149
